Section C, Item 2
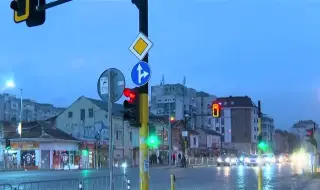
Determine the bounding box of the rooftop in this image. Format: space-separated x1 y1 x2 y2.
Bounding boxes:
217 96 256 108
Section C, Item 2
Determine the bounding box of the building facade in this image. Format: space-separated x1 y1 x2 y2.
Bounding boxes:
194 92 217 129
261 114 275 149
209 96 259 154
0 93 64 122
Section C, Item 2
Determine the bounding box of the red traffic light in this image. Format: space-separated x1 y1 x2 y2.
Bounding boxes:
123 88 137 103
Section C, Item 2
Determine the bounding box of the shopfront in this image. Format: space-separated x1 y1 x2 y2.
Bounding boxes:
40 141 80 170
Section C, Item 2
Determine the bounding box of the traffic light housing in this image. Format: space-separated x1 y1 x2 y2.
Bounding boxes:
257 134 268 152
147 125 160 148
10 0 46 27
123 88 140 127
306 127 317 148
26 0 46 27
11 0 30 23
5 139 11 150
212 103 221 118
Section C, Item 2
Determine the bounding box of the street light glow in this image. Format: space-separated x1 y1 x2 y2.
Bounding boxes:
5 80 15 88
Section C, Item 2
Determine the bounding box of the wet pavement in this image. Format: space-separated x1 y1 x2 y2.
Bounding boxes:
0 164 319 189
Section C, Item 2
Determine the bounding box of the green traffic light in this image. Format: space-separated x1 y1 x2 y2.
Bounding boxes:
6 146 11 150
258 142 268 151
146 135 160 148
82 149 89 156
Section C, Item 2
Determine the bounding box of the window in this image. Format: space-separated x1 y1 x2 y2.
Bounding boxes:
221 118 225 125
88 108 93 118
231 101 234 105
68 111 73 118
215 127 220 131
129 132 132 141
193 137 196 146
221 127 225 134
80 109 85 120
116 130 122 140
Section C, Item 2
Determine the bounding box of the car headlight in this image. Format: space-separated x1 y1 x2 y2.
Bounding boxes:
257 158 260 163
217 158 222 162
231 158 236 163
225 157 230 162
245 158 249 162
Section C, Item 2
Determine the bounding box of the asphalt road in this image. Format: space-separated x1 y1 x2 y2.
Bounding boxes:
0 164 318 190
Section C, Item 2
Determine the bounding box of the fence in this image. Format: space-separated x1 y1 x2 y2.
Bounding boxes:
0 174 128 190
187 157 216 166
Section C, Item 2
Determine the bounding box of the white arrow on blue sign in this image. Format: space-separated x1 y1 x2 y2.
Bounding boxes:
131 61 151 86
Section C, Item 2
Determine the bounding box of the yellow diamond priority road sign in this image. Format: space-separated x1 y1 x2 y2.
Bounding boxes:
129 32 153 61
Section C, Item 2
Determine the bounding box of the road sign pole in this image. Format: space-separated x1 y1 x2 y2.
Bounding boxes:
257 101 262 190
108 69 114 190
132 0 149 189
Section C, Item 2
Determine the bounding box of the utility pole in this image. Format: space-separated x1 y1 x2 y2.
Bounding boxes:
108 69 114 190
313 122 317 173
132 0 149 189
168 104 172 166
257 101 262 190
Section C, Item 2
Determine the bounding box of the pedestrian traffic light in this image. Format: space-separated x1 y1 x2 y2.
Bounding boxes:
5 139 11 150
212 103 221 118
10 0 46 27
147 125 160 148
123 88 140 127
306 127 317 148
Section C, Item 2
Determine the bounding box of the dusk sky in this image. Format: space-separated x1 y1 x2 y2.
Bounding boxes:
1 0 320 129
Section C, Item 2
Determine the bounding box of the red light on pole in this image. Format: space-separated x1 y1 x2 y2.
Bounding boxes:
212 103 221 118
123 88 136 103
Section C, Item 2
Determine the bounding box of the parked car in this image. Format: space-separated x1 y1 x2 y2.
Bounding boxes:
217 155 238 166
244 154 261 166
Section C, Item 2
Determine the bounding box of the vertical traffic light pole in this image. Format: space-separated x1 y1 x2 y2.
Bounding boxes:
108 69 114 190
132 0 149 189
313 122 317 173
257 101 262 190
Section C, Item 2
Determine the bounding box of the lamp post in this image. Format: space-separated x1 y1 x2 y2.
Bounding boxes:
5 80 23 138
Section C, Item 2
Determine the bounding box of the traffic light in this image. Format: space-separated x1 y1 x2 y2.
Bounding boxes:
10 0 46 27
147 125 160 148
26 0 46 27
5 139 11 150
257 134 268 152
306 126 317 148
123 88 140 127
11 0 30 23
212 103 221 118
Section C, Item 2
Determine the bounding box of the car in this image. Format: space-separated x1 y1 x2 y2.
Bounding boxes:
262 154 276 165
217 156 238 166
277 153 290 164
238 153 250 165
244 154 261 166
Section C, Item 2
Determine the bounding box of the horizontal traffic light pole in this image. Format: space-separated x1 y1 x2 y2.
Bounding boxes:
36 0 72 11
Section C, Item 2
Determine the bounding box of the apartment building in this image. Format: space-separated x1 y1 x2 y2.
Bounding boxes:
0 93 64 122
150 84 197 128
212 96 259 154
261 114 275 149
194 91 217 129
291 120 320 153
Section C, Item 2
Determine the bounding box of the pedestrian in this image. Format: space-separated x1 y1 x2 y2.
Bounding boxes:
178 153 181 161
172 154 176 165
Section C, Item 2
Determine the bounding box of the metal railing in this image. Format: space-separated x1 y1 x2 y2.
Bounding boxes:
0 184 13 190
187 157 216 166
1 174 129 190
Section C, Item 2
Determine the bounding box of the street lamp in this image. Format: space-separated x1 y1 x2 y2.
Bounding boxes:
5 80 23 138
